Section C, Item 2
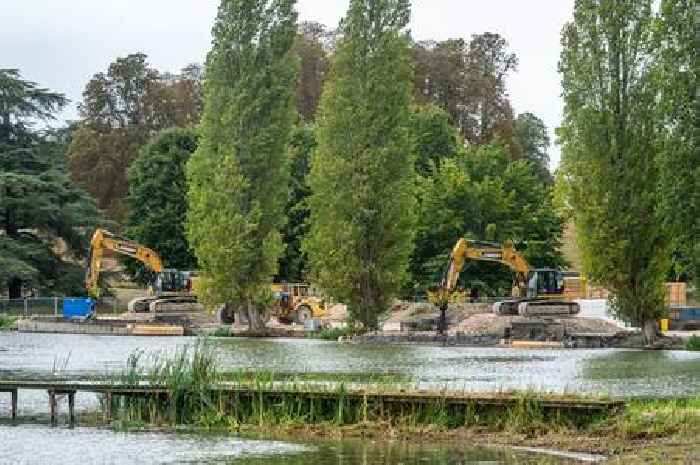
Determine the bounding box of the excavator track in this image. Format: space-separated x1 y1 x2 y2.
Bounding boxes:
493 299 580 317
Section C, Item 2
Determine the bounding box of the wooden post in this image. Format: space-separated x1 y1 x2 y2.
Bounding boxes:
11 389 17 421
104 391 112 423
49 390 56 427
68 392 75 428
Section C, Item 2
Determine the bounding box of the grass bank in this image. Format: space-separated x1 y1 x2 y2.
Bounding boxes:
104 340 699 460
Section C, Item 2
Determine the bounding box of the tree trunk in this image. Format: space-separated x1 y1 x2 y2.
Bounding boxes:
8 278 22 299
247 301 265 332
642 319 658 346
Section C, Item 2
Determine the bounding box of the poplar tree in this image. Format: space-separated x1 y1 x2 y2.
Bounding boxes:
305 0 416 329
559 0 667 343
187 0 298 329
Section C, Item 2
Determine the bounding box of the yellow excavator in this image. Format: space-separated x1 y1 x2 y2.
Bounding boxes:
430 239 580 328
85 229 200 314
86 229 326 323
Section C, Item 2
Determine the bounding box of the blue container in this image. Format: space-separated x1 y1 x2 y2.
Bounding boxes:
62 298 95 320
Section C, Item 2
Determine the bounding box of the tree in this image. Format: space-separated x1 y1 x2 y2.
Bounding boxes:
409 104 461 175
187 0 298 330
0 69 100 298
410 143 565 294
125 128 198 281
513 112 553 184
559 0 667 343
654 0 698 287
67 53 203 220
277 124 315 282
304 0 416 330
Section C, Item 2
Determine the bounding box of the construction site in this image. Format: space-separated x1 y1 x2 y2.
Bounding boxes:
7 229 695 351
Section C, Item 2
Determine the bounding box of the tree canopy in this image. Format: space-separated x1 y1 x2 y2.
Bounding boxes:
126 127 198 280
0 69 100 298
410 142 565 295
67 54 203 220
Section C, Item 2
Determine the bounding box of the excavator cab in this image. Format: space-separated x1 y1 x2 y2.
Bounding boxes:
156 269 188 294
526 269 565 298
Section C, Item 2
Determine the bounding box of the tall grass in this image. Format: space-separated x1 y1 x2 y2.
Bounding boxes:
104 339 699 441
108 339 232 428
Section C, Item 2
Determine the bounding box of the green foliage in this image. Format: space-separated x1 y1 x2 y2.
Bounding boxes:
409 104 461 175
304 0 416 330
559 0 668 340
67 54 203 220
654 0 698 287
0 69 101 298
685 336 700 351
277 124 315 282
187 0 298 329
125 128 198 281
410 143 565 294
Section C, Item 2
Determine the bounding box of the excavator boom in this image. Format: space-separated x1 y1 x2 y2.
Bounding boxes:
85 229 163 296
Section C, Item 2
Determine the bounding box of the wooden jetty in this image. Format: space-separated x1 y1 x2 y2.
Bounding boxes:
0 379 625 428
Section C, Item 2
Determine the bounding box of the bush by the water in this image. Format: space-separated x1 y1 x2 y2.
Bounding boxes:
685 335 700 351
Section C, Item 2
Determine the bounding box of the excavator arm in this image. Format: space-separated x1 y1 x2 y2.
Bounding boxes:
431 238 531 306
85 229 163 297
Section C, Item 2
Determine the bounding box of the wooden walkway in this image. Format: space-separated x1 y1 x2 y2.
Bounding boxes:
0 379 624 427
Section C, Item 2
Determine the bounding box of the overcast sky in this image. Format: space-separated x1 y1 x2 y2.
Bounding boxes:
2 0 574 168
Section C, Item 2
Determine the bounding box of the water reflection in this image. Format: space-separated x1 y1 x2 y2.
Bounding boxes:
0 425 577 465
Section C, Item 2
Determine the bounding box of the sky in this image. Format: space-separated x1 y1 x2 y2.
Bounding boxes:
1 0 574 169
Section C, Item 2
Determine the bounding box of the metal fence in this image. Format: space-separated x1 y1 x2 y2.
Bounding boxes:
0 297 122 317
0 297 62 317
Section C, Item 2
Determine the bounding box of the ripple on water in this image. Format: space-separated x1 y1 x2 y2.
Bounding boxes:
0 425 310 465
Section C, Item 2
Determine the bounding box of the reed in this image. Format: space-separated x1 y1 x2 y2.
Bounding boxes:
104 339 698 441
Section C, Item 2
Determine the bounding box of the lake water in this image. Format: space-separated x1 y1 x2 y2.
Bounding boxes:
1 332 698 464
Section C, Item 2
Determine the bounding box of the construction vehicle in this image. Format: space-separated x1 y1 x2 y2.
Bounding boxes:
271 283 326 324
217 283 326 325
430 239 580 326
85 229 200 314
87 229 327 324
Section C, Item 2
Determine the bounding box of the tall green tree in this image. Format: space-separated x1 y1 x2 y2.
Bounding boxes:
559 0 666 343
67 53 203 220
125 128 198 281
0 69 100 298
654 0 698 287
187 0 298 329
305 0 416 329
